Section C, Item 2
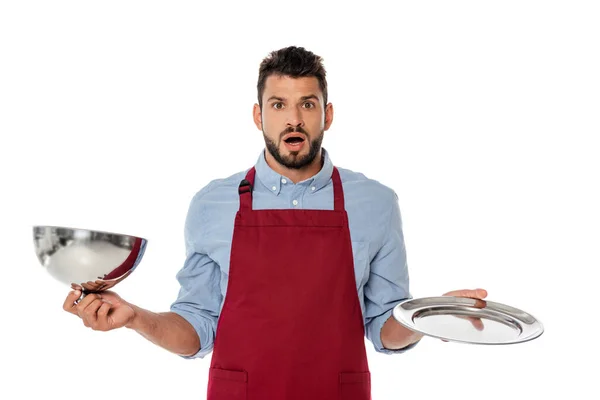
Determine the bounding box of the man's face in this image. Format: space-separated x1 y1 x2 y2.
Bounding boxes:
253 75 333 169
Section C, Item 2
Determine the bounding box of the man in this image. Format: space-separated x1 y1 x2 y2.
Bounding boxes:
63 46 487 399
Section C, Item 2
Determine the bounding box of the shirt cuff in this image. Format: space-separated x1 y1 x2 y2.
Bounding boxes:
369 308 420 355
170 307 214 359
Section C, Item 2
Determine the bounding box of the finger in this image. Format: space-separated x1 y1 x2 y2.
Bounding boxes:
98 294 113 305
469 317 485 331
89 281 103 290
81 298 105 328
450 313 485 329
444 288 488 299
63 290 82 314
96 301 112 330
75 293 101 317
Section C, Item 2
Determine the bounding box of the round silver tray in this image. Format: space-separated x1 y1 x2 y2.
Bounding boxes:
392 296 544 345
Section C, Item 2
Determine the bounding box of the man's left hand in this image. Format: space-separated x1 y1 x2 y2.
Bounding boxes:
440 288 488 340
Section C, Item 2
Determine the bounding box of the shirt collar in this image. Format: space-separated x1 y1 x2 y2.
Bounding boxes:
254 147 334 195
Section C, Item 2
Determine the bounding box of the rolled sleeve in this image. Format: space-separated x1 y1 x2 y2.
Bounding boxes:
169 189 223 359
367 309 420 355
364 191 420 354
170 252 222 359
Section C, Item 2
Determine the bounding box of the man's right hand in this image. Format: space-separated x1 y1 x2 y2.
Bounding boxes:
63 290 135 332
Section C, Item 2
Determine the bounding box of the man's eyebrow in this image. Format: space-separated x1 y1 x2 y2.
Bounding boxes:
266 95 320 102
300 95 319 102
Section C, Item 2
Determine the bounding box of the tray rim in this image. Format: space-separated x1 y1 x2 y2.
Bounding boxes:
392 296 544 345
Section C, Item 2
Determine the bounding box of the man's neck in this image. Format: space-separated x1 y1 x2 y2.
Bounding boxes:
264 149 324 184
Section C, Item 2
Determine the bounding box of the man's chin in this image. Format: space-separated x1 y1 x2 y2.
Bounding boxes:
279 154 313 169
264 137 321 170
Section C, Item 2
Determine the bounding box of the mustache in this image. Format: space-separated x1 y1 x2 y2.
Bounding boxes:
280 126 308 140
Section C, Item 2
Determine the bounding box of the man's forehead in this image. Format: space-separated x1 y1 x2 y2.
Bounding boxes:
263 75 322 99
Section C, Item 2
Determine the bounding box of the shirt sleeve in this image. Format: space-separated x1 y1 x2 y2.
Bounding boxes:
169 190 223 359
363 190 420 354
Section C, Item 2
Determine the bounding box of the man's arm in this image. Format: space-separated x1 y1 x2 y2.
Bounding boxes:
363 190 489 350
63 289 202 357
126 307 201 356
363 189 421 354
168 188 224 359
129 187 223 358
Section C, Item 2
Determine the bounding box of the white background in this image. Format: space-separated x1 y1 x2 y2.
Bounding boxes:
1 1 598 399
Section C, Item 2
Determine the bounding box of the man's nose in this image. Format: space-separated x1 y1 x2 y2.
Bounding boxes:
286 109 304 128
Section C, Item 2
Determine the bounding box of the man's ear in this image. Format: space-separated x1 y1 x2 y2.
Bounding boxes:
253 103 262 130
324 103 334 131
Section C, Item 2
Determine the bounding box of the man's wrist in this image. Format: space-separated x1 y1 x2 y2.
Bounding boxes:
125 304 142 330
381 315 423 350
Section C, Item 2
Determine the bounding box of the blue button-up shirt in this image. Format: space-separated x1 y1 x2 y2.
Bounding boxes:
170 148 418 358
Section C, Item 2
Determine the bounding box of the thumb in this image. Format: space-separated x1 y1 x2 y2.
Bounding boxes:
445 288 488 298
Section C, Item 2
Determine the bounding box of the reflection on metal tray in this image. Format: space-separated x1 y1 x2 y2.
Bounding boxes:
392 296 544 345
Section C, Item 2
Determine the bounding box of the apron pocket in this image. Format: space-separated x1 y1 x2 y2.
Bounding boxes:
340 371 371 400
207 368 247 400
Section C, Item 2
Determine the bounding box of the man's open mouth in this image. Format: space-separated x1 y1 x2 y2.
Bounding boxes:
284 136 305 144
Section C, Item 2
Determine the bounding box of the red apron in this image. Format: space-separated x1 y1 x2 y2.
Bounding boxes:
207 166 371 400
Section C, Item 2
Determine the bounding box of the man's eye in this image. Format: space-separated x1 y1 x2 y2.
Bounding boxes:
273 103 284 109
303 102 314 109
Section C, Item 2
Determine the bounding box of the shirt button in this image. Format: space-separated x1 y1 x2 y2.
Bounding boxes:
272 186 277 191
281 178 287 184
292 200 298 206
311 186 316 191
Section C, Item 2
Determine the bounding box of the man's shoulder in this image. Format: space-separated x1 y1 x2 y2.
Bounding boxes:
336 166 399 203
190 169 250 204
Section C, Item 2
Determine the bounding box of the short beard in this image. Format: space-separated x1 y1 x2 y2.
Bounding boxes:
263 129 324 170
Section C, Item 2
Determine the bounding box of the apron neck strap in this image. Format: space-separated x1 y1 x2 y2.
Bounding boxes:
238 166 344 211
331 167 344 211
238 167 256 212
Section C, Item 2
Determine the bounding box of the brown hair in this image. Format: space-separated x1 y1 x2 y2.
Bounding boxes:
257 46 328 108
